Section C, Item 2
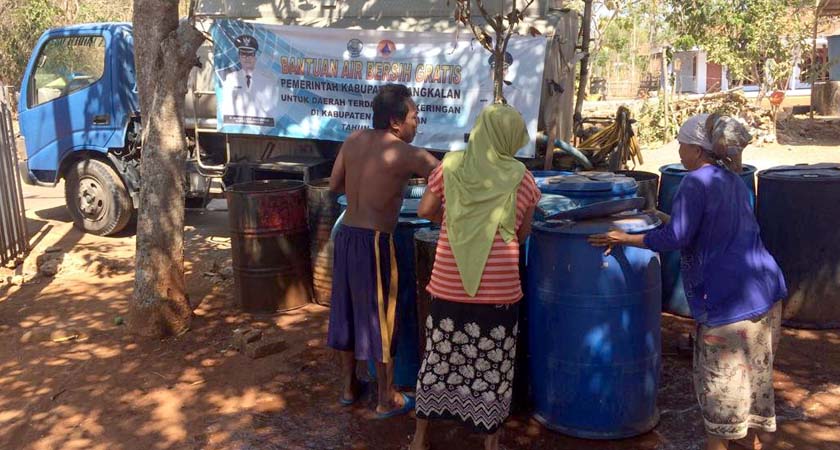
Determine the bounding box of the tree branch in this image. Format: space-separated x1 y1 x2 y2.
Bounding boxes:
475 0 502 32
455 1 494 52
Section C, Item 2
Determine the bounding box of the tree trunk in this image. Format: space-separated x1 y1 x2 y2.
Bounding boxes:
129 0 204 338
493 40 506 103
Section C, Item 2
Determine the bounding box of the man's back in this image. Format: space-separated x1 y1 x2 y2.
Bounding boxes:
338 129 435 232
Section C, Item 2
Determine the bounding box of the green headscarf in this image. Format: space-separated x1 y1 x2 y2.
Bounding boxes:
442 104 529 297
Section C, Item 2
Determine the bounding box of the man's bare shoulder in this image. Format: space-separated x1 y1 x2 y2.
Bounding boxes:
344 129 369 144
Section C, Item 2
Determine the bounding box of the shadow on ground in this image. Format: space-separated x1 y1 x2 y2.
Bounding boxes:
1 207 838 450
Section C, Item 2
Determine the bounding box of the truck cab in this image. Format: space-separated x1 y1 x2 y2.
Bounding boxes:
17 21 339 236
19 23 143 235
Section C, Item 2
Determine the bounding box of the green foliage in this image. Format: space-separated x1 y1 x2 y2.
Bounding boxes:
0 0 61 86
589 0 672 90
635 94 676 145
667 0 812 100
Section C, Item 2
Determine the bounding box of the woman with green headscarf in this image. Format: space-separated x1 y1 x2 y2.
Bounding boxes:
409 104 541 450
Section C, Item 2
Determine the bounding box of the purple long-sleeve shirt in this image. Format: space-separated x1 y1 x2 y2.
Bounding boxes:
643 165 787 327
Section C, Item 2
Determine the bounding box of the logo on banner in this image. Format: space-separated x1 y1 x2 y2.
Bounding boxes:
377 40 396 58
347 39 363 57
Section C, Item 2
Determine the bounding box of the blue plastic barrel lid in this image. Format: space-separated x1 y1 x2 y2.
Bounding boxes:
760 163 840 179
534 211 662 235
337 195 422 216
537 172 638 195
531 170 574 181
535 194 584 220
538 174 614 192
608 175 638 195
400 198 421 215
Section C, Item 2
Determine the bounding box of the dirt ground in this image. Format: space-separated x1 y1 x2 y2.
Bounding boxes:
1 117 839 450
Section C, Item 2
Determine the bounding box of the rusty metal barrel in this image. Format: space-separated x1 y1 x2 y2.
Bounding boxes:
226 180 312 313
616 170 659 211
306 179 340 306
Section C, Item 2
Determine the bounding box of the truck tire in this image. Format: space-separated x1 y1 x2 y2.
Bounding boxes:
65 158 133 236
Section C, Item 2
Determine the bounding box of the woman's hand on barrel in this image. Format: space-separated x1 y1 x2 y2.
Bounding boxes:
588 229 648 255
588 229 628 255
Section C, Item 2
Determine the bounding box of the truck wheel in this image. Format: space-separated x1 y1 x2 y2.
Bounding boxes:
65 158 133 236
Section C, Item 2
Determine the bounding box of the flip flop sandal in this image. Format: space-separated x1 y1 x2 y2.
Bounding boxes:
375 392 415 419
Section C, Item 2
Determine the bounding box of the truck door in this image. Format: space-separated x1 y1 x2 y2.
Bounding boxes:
18 32 117 183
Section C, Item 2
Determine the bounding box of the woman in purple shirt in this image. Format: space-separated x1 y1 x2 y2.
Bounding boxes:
590 114 787 450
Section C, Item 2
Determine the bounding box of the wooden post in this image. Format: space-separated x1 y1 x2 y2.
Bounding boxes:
574 0 593 123
661 48 671 141
543 128 556 170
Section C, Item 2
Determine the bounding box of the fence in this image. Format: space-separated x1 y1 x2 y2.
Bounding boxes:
0 87 28 267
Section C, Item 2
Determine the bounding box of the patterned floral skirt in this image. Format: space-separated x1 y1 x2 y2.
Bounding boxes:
414 298 519 434
694 301 782 439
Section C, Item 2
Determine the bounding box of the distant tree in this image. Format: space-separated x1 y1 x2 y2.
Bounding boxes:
589 0 670 83
128 0 203 337
451 0 536 103
0 0 60 86
668 0 812 102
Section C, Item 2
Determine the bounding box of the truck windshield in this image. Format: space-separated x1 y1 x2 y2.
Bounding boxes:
30 35 106 107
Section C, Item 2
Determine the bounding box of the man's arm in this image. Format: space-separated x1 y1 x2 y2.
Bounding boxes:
329 146 346 194
406 145 440 179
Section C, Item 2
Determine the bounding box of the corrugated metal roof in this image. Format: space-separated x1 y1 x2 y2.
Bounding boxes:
820 0 840 17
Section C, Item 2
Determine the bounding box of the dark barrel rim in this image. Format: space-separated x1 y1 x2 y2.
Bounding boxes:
227 179 306 194
758 163 840 181
615 170 659 182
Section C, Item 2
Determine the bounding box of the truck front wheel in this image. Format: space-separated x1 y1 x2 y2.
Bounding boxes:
65 158 133 236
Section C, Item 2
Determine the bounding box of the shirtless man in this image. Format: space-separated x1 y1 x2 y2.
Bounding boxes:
327 84 439 418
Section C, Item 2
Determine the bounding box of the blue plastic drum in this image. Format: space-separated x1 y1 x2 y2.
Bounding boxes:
657 163 756 316
527 212 662 439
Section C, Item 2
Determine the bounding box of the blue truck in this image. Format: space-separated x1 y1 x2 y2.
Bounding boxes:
18 21 343 236
16 22 263 235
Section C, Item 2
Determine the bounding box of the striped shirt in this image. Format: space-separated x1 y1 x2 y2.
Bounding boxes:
426 165 541 304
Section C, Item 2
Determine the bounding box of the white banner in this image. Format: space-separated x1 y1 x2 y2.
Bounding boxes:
212 20 547 156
